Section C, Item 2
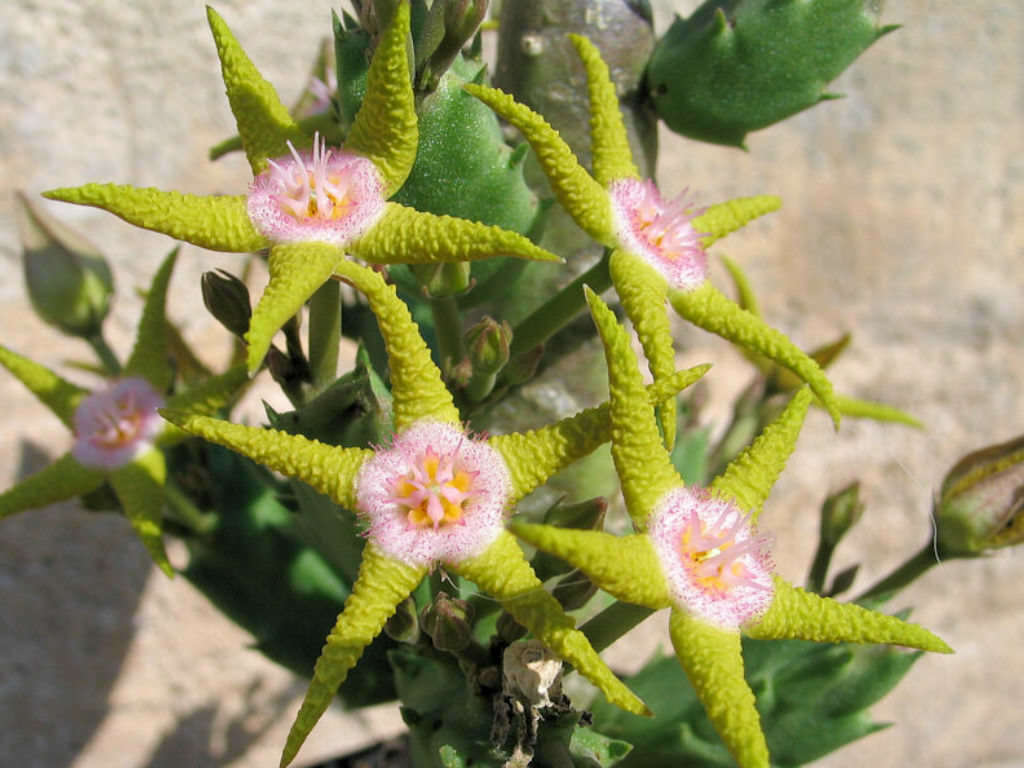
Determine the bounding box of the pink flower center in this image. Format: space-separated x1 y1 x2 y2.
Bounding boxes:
388 447 477 530
609 178 708 291
72 378 165 470
649 487 774 629
247 132 386 246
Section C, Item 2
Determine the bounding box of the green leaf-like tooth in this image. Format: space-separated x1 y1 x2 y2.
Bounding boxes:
246 243 345 373
281 543 425 768
43 186 268 254
568 35 638 186
456 530 649 716
510 524 670 610
206 6 305 174
160 409 372 511
748 577 953 654
109 449 172 578
609 249 677 450
125 247 178 391
586 287 681 529
711 387 812 520
0 452 105 521
670 282 841 428
333 260 460 430
693 195 781 248
490 364 710 504
344 1 417 196
349 203 560 265
833 395 923 428
669 610 770 768
0 345 88 429
464 83 616 245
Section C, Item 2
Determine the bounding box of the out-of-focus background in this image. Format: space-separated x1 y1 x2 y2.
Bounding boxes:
1 1 1020 766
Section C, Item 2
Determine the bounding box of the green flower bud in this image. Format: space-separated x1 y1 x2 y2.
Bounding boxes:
936 435 1024 557
466 316 512 376
16 191 113 338
420 592 475 653
201 269 252 338
384 596 421 644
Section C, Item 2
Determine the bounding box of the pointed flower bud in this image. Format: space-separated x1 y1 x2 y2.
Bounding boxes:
72 378 165 470
16 191 114 339
384 596 421 644
648 486 774 630
420 592 475 653
936 434 1024 556
465 316 512 376
356 420 512 566
201 269 252 338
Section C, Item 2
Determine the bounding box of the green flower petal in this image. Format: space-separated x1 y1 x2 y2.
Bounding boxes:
668 610 769 768
160 364 250 445
0 452 105 521
747 576 953 654
693 195 781 248
124 247 177 391
349 203 560 265
246 243 345 373
669 282 841 428
43 186 268 254
568 35 638 186
490 364 709 504
333 260 460 429
711 387 812 521
609 249 678 449
586 287 681 529
0 345 88 429
160 409 372 511
110 449 172 578
510 524 670 610
281 543 425 768
456 530 649 716
464 83 615 245
343 1 417 196
206 6 304 174
833 394 923 428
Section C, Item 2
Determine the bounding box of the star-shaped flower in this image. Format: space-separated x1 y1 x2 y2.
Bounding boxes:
43 2 559 375
163 258 711 767
510 288 952 768
0 249 247 577
466 35 841 447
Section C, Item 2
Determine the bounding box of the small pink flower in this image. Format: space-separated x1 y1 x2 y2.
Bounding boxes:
355 421 512 567
72 377 165 470
609 178 708 291
648 486 774 630
247 132 387 245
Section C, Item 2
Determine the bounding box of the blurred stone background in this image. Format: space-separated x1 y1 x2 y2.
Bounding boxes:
0 1 1020 766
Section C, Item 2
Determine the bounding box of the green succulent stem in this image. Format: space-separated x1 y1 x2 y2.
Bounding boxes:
580 600 655 653
307 280 341 394
507 250 613 363
86 332 122 375
856 542 941 605
430 294 465 376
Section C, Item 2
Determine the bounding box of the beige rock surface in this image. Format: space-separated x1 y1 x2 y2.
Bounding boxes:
1 1 1021 767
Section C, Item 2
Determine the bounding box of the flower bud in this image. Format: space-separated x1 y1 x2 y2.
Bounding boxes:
820 482 864 548
420 592 474 653
384 596 421 644
552 568 598 611
936 435 1024 557
16 191 113 338
465 316 512 376
201 269 252 338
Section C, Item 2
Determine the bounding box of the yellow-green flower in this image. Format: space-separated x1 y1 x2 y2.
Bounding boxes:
163 258 711 767
466 35 841 446
510 288 952 768
0 249 246 577
44 2 558 375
